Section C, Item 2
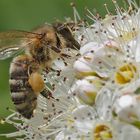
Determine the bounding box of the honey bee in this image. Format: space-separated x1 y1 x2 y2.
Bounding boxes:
0 23 80 119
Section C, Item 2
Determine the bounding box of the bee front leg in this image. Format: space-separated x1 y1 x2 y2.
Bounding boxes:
45 67 53 73
60 53 71 59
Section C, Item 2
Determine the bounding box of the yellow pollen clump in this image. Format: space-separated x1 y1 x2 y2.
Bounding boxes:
66 118 75 128
89 78 105 90
119 30 137 42
76 71 99 79
85 91 97 105
28 72 45 95
115 64 136 84
93 124 113 140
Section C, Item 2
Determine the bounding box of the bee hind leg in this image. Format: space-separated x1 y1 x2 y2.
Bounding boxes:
40 88 54 99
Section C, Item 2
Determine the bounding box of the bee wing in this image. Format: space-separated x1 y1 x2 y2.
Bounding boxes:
0 30 39 60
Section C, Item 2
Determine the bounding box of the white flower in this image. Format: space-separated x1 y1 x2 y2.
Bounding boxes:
72 77 103 105
113 89 140 126
74 7 140 89
2 1 140 140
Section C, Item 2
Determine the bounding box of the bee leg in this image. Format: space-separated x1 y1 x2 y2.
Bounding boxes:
60 53 71 58
58 55 69 67
40 88 54 99
45 67 50 74
44 67 57 73
50 67 58 72
28 72 45 94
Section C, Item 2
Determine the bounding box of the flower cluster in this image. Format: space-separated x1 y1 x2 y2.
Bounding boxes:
1 0 140 140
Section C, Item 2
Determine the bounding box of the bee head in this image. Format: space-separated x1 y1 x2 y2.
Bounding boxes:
53 22 80 50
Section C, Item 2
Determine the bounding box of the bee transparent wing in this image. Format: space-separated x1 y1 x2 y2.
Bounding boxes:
0 31 39 60
0 45 23 60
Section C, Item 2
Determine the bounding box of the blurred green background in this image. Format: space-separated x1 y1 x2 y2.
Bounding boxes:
0 0 139 140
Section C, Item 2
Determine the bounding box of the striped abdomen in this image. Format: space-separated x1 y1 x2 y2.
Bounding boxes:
9 55 38 119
